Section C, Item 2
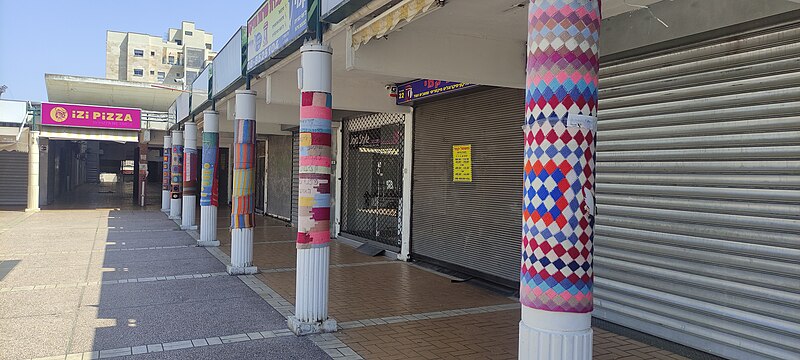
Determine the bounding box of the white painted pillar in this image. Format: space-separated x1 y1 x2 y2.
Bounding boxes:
227 90 258 275
138 131 149 207
182 122 198 230
169 130 183 220
288 41 337 335
161 135 172 212
26 130 40 212
398 109 413 261
199 110 220 246
519 1 599 359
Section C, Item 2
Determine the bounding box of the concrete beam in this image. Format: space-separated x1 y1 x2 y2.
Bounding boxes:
346 27 525 89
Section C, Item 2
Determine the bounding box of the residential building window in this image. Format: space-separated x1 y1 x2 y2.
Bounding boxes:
185 31 193 36
157 72 165 82
150 51 155 56
205 43 212 50
168 55 175 64
133 69 143 77
176 39 182 45
150 70 155 75
133 49 144 57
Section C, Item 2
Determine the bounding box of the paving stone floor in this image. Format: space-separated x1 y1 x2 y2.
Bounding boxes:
0 182 691 359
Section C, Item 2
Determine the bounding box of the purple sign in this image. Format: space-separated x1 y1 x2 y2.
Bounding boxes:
41 102 141 130
396 79 476 105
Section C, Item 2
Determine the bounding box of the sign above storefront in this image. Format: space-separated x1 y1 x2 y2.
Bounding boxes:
41 102 141 131
247 0 310 72
395 79 477 105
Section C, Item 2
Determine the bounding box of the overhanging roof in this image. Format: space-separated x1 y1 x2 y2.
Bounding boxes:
45 74 182 112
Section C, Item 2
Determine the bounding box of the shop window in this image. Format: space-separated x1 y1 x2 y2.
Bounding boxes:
133 49 144 57
133 69 143 77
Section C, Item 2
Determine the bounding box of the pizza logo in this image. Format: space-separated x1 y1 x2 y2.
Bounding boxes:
50 107 68 123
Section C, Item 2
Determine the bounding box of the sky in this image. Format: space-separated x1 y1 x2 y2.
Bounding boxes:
0 0 258 102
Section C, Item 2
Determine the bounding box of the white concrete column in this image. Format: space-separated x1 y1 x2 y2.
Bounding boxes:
169 130 183 220
288 41 337 336
26 130 40 212
227 90 258 275
198 110 220 247
519 1 599 359
182 122 198 230
161 135 172 212
138 131 149 207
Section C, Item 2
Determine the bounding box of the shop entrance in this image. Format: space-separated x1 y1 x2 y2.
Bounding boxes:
340 113 405 249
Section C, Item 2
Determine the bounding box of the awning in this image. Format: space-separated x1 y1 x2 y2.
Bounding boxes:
40 125 139 142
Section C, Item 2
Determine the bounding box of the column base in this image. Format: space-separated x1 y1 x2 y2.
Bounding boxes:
181 224 198 230
519 316 592 360
25 208 40 212
197 240 220 247
161 209 170 213
287 316 337 336
226 265 258 275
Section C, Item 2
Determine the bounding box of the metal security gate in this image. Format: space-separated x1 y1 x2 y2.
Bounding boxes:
592 22 800 360
266 135 293 220
0 151 29 206
412 88 523 283
341 113 405 248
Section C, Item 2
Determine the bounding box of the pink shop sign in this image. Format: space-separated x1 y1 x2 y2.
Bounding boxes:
41 102 141 130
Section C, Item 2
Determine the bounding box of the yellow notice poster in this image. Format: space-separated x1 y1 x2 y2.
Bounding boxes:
452 144 473 182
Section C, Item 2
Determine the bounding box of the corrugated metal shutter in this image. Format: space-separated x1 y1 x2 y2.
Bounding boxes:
593 23 800 360
291 131 299 227
412 87 523 282
0 152 29 206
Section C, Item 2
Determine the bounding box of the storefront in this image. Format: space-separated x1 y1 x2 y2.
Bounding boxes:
408 18 800 360
265 134 293 221
339 113 406 250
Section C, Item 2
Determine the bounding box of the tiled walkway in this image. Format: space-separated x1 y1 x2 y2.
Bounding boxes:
0 182 690 359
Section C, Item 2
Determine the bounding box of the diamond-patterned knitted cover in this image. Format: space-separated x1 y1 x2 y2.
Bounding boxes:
296 91 332 249
522 0 600 313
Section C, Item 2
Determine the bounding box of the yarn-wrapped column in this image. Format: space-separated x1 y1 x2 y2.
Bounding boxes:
199 110 220 246
520 1 600 359
288 41 337 336
227 90 258 275
169 130 183 220
161 136 172 212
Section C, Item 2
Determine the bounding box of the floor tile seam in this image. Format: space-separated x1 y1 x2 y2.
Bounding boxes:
337 303 521 330
0 245 196 257
28 328 299 360
0 211 37 235
0 272 229 292
259 260 398 274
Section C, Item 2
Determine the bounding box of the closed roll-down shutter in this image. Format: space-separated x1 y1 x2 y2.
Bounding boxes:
291 131 299 227
266 135 292 220
412 23 800 360
593 23 800 360
412 87 523 282
0 152 29 206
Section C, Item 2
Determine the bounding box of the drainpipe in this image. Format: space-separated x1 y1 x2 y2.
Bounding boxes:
227 89 258 275
519 1 600 359
288 40 337 336
198 110 221 247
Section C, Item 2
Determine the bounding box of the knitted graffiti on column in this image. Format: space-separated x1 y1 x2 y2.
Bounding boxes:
170 144 184 200
162 148 171 191
296 91 332 249
200 132 219 207
231 119 255 228
521 0 599 313
183 148 198 196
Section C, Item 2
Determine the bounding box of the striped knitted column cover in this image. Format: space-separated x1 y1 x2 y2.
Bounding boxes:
231 118 256 229
296 91 332 249
521 0 600 314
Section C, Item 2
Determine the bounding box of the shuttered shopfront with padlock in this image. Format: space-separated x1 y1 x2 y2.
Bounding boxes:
410 21 800 360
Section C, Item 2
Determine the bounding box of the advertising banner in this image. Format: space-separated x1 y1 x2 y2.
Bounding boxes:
41 102 141 130
200 133 219 207
396 79 476 105
247 0 309 71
